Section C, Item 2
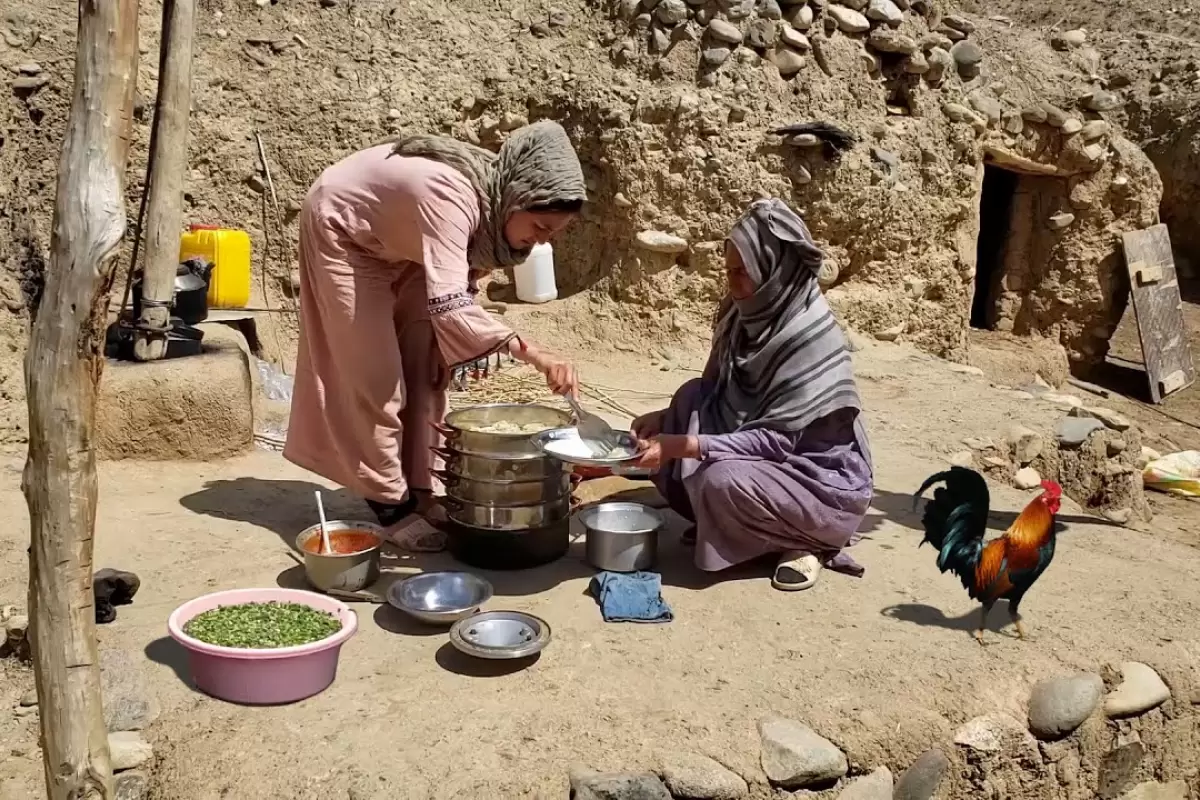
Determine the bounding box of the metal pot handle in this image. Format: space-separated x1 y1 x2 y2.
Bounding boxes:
430 446 455 460
431 469 456 485
430 421 453 436
569 494 582 508
441 496 463 511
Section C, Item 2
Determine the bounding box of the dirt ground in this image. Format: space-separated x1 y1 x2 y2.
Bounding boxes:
2 318 1199 799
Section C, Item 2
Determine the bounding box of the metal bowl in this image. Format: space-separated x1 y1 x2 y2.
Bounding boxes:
449 610 552 660
295 521 384 593
578 502 664 572
437 404 573 458
532 427 641 468
386 572 494 626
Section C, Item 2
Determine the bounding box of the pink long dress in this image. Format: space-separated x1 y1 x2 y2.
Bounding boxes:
284 148 516 504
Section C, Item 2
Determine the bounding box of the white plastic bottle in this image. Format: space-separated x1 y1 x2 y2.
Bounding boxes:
513 243 558 304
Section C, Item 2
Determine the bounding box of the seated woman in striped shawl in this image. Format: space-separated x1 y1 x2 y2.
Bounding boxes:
629 199 874 591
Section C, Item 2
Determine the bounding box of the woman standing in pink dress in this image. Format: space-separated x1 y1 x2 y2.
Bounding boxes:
284 121 587 539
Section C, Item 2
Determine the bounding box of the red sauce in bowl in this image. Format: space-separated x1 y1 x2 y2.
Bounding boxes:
302 530 381 555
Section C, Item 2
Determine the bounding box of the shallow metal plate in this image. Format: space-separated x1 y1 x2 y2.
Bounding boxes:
449 610 552 660
532 427 640 468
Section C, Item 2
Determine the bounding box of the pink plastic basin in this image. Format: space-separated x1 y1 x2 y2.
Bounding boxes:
167 587 358 705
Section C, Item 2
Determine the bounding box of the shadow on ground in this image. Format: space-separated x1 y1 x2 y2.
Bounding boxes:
880 601 1023 642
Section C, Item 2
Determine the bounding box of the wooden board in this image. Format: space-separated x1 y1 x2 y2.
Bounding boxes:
1122 224 1196 403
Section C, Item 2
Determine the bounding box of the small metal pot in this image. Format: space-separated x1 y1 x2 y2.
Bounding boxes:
579 502 663 573
443 496 572 531
446 519 570 570
432 448 570 481
435 403 572 458
435 469 574 506
295 521 384 592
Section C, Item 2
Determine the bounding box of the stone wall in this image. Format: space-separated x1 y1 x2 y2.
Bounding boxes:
569 659 1199 799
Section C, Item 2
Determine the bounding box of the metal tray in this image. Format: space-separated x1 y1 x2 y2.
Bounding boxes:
449 610 551 660
531 427 641 468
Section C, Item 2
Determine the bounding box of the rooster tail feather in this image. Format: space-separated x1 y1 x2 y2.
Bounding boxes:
913 466 990 581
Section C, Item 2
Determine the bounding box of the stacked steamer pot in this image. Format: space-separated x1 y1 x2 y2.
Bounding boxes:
433 404 575 570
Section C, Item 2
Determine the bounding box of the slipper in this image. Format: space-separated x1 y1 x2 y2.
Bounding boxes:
382 515 447 553
681 526 697 546
773 552 822 592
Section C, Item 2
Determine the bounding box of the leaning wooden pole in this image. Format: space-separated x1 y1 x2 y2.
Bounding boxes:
22 0 140 797
132 0 196 362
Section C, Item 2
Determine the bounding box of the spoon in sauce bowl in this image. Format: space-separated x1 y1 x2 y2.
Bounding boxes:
314 490 332 555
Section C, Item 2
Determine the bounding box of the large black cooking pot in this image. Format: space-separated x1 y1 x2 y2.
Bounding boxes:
445 518 569 571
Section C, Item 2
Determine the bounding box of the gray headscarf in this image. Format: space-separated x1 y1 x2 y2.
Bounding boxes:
390 121 587 270
702 198 863 436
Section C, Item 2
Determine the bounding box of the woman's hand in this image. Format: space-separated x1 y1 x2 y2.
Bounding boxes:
538 354 579 397
631 409 666 440
511 339 579 397
631 437 663 471
630 434 701 471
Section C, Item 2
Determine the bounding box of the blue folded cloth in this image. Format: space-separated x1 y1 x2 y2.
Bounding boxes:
589 571 674 624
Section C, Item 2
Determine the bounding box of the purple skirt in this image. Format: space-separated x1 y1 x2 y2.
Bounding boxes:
653 379 873 575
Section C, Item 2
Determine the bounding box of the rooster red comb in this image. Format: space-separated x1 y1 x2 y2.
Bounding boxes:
1040 480 1062 498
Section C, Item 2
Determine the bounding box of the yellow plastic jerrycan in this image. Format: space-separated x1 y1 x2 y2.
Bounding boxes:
179 224 252 309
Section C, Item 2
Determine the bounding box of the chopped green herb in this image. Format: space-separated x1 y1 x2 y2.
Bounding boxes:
183 601 341 649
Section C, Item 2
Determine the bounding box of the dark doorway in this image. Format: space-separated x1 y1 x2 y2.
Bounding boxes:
971 164 1019 329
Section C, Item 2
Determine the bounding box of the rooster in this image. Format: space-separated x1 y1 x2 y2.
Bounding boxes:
912 466 1062 645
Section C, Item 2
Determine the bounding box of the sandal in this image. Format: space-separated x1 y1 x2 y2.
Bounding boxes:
365 496 418 527
681 526 697 546
773 552 822 592
382 515 447 553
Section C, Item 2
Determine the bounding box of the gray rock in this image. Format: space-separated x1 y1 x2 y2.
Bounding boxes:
836 766 893 799
904 52 929 73
925 47 953 83
659 753 748 799
950 39 983 68
868 29 917 54
943 103 981 124
758 716 847 788
636 230 689 253
1105 662 1171 718
786 4 813 28
745 18 776 48
780 24 810 49
16 62 42 76
19 689 37 707
1074 405 1132 432
702 47 732 67
707 19 743 44
1014 467 1042 490
1061 118 1083 134
1057 416 1104 448
617 0 641 21
109 731 154 772
870 146 898 170
940 13 975 33
894 749 948 800
758 0 784 20
12 75 49 93
1040 102 1069 127
720 0 755 20
920 32 953 50
775 46 807 76
953 714 1039 758
650 26 671 52
827 5 870 33
1028 673 1104 739
969 94 1002 124
1048 212 1076 230
937 24 966 42
866 0 903 25
1008 422 1046 465
1081 120 1110 140
572 770 671 800
1022 105 1048 123
101 650 159 733
656 0 690 24
115 771 149 800
834 0 869 9
1083 90 1122 112
1120 781 1190 800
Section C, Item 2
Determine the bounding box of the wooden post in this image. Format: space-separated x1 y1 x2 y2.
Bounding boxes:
22 0 140 797
132 0 196 362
